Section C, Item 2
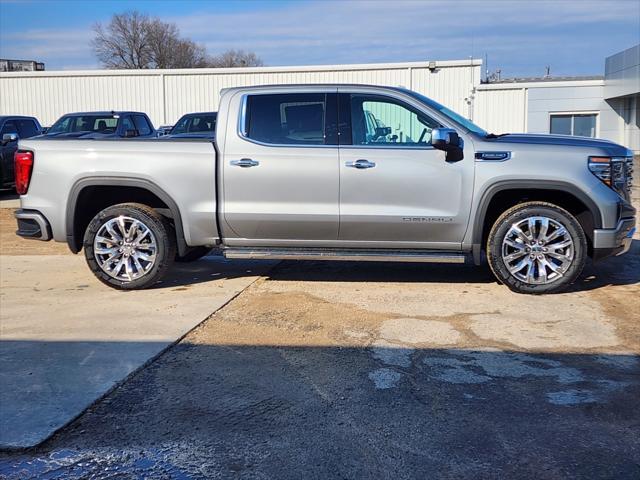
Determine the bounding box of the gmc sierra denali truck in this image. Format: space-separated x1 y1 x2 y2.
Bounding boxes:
13 85 636 294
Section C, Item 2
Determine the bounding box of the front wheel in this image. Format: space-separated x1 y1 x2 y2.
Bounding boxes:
83 203 176 290
487 202 587 294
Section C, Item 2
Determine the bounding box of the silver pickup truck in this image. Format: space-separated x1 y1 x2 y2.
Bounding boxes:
14 85 636 294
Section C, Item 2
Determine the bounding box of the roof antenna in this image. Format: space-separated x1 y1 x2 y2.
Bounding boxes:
484 53 488 83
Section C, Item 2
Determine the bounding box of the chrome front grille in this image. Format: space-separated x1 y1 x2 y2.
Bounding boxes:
624 156 634 194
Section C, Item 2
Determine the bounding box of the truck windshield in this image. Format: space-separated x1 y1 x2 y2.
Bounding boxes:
171 114 217 134
48 115 119 134
401 89 488 137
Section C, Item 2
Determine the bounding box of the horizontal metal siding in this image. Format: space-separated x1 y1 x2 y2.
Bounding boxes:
1 64 480 128
0 75 164 127
411 65 480 117
474 88 527 134
163 67 418 125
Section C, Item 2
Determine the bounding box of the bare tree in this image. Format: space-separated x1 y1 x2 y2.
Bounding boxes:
208 49 264 68
146 19 208 68
92 11 209 69
92 11 151 69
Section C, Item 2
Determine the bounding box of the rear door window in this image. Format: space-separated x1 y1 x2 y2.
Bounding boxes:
133 115 152 136
244 93 337 145
121 116 136 134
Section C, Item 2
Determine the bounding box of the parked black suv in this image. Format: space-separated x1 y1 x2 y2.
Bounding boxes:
43 111 156 139
0 115 43 189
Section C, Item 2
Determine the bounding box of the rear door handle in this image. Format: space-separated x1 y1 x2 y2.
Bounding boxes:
345 159 376 169
230 158 259 168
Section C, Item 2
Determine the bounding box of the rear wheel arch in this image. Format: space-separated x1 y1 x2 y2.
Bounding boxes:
66 177 188 256
472 181 602 261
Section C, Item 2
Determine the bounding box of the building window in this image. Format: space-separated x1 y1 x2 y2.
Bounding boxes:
550 113 597 137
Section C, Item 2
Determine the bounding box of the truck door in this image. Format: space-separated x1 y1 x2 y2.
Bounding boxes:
337 89 475 249
221 90 340 244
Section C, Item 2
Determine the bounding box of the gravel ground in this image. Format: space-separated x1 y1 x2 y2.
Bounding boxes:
0 171 638 478
0 208 70 255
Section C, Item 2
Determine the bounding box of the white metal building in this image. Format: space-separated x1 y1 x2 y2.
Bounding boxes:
1 46 638 151
0 60 482 128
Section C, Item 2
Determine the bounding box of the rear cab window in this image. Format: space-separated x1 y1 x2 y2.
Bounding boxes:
243 93 338 146
16 119 40 138
93 117 117 132
48 115 117 134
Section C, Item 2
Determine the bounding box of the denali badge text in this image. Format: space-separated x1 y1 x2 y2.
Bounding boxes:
402 217 454 223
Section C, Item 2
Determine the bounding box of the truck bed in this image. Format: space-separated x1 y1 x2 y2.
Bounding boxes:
18 137 220 249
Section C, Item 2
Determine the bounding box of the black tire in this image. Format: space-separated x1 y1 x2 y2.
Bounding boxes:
175 246 212 263
487 201 587 294
83 203 176 290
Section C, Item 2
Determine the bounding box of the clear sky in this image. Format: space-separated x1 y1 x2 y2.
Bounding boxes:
1 0 639 77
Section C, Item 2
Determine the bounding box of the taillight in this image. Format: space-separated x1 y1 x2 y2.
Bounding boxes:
14 151 34 195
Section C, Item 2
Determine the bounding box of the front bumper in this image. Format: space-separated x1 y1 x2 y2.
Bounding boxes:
14 209 52 241
592 217 636 260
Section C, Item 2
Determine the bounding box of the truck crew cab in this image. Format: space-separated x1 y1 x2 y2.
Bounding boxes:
14 85 636 294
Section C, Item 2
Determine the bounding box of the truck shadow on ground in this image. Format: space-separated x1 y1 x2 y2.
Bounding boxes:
154 256 274 289
571 238 640 292
159 239 639 293
1 341 639 479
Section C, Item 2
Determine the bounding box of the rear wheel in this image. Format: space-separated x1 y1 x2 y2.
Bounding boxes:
487 202 587 294
83 203 176 290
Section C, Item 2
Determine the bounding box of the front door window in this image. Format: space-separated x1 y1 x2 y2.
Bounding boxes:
349 94 440 146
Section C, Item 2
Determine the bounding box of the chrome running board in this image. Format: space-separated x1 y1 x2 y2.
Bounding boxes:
223 248 466 264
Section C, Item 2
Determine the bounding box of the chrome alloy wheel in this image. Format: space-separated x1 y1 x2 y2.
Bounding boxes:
93 216 157 282
501 216 574 285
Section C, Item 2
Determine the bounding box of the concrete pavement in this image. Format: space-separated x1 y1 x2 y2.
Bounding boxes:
0 254 275 449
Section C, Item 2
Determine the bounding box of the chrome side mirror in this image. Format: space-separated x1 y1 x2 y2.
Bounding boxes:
431 128 464 162
1 133 18 145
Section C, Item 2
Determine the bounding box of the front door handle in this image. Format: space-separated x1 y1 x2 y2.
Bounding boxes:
345 159 376 169
230 158 260 168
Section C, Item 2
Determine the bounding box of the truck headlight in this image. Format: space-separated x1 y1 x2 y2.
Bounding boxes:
589 156 633 199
